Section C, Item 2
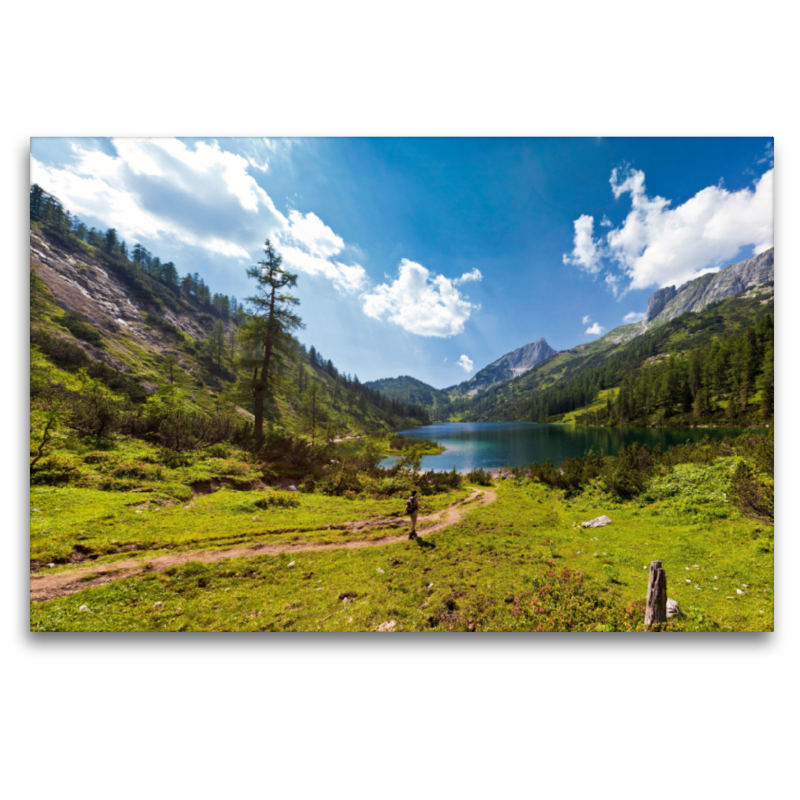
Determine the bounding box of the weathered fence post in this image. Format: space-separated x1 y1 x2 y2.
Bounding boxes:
645 560 667 628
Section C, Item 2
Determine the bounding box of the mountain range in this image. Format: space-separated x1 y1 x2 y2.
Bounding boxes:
367 248 774 415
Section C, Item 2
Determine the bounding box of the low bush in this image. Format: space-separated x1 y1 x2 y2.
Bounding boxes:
508 563 683 632
465 468 493 486
254 492 300 510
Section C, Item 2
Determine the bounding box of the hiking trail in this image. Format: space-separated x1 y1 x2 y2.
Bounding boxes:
30 487 497 602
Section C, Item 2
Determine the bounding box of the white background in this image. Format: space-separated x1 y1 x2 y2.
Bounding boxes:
4 2 797 798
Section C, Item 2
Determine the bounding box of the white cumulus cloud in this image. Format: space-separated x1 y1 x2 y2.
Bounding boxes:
562 214 601 274
585 322 605 336
563 164 774 293
31 137 285 260
582 314 592 325
361 260 481 337
454 268 483 285
457 354 474 372
31 137 371 296
623 311 646 324
275 210 367 294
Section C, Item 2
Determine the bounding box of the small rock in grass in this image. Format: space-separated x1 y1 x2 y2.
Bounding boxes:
742 584 748 588
727 596 735 599
427 583 434 589
713 576 718 580
694 565 699 568
31 509 40 513
135 510 143 514
582 516 611 528
376 620 397 632
713 587 719 591
153 601 163 608
686 567 691 571
79 605 89 612
287 485 298 492
759 610 765 614
686 579 691 583
48 563 55 568
376 567 384 574
287 561 295 567
667 598 680 618
736 588 745 595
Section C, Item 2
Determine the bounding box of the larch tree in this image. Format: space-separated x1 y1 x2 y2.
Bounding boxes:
240 239 303 446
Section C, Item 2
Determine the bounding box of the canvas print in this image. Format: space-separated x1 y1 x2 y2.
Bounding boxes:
29 137 774 632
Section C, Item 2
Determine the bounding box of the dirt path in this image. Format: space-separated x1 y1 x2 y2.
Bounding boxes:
30 487 498 602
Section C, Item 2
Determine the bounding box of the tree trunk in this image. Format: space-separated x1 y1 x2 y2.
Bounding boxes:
645 560 667 628
253 383 264 448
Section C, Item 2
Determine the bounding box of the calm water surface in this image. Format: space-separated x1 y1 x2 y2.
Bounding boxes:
381 422 744 472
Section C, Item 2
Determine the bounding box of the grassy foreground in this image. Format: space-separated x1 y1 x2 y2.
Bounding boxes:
31 467 773 632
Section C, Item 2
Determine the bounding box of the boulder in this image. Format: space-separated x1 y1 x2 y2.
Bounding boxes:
582 515 612 528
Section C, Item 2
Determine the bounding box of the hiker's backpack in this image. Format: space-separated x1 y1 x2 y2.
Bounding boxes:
406 497 417 514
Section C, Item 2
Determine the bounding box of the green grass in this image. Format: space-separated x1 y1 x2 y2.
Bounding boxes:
31 473 773 632
558 388 619 424
30 482 470 567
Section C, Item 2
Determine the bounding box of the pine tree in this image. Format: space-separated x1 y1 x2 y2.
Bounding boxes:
240 239 304 445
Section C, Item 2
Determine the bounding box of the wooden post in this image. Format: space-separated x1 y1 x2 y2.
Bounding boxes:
645 560 667 628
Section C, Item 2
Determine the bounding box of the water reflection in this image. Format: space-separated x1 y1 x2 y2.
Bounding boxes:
381 422 744 472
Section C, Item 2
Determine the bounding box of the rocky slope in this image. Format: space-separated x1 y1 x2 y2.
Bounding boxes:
604 248 774 345
448 338 558 397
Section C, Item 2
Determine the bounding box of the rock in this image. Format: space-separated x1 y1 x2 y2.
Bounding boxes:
376 620 397 632
287 485 298 492
287 561 295 567
582 515 611 528
135 510 143 514
646 285 678 321
31 509 40 513
736 588 745 595
667 598 681 618
153 601 163 608
376 567 384 574
47 563 55 568
78 605 89 612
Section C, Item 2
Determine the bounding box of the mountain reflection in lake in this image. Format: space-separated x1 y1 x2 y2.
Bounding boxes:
380 422 744 472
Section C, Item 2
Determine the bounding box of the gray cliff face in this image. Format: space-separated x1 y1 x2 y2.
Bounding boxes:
489 338 558 377
655 248 774 323
453 338 558 396
646 286 678 321
603 248 774 346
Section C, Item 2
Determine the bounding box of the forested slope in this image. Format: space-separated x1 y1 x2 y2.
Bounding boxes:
29 185 429 475
456 290 773 427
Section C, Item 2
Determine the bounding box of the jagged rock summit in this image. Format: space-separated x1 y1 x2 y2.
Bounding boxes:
450 337 558 396
605 248 774 344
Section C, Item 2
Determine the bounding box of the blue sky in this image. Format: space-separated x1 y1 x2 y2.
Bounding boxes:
31 137 773 387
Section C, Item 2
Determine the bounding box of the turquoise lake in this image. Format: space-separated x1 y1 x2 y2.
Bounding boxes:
380 422 745 472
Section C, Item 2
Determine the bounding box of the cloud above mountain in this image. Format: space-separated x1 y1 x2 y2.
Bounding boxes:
457 354 474 372
563 165 773 293
361 260 481 337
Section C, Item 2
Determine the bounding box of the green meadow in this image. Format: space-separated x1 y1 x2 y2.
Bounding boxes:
31 461 773 632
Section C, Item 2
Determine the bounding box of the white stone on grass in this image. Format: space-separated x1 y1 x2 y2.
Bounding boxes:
582 516 611 528
79 605 89 612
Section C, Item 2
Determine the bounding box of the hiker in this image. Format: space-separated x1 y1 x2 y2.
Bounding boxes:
406 490 419 539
